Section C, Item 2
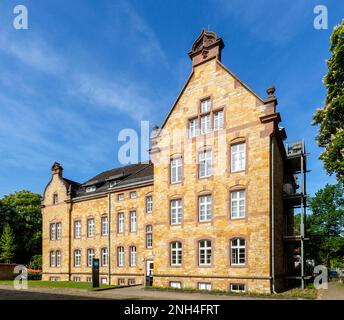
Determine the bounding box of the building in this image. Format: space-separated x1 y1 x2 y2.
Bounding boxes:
42 30 307 293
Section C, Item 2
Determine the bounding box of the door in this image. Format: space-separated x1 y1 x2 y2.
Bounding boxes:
146 260 154 286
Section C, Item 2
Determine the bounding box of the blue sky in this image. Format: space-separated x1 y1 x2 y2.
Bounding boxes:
0 0 342 197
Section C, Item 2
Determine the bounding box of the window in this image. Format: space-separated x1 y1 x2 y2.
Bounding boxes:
231 238 246 266
101 277 108 285
50 251 56 267
56 250 61 267
53 193 58 205
231 190 246 219
117 247 124 267
170 281 181 289
200 98 211 113
146 225 153 248
73 277 81 282
214 110 224 130
109 180 118 188
199 195 212 222
146 195 153 213
74 249 81 267
50 223 56 240
118 193 124 201
189 118 198 138
56 222 62 240
130 246 137 266
101 247 108 266
87 249 95 267
128 279 136 286
118 213 125 233
198 150 212 178
170 157 182 183
130 211 137 232
101 216 109 236
199 240 212 266
49 277 60 281
74 220 81 239
86 277 92 283
231 143 246 172
86 185 96 193
201 114 211 134
130 191 137 199
170 199 182 225
198 282 212 290
230 283 246 292
118 278 125 286
170 242 182 266
87 218 95 237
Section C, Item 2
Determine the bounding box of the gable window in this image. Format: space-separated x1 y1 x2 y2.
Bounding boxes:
170 241 182 266
231 190 246 219
118 213 125 233
130 191 137 199
170 199 182 225
53 193 58 205
200 98 211 113
146 225 153 248
213 110 224 130
118 193 124 201
231 142 246 172
198 150 212 178
189 118 198 138
130 211 137 232
130 246 137 267
199 240 212 266
171 157 182 184
50 223 56 241
201 114 211 134
101 247 108 267
74 249 81 267
101 216 109 236
87 248 95 267
86 185 96 193
74 220 81 239
117 247 124 267
231 238 246 266
56 222 62 240
87 218 95 238
50 251 56 267
56 250 61 267
146 195 153 213
199 195 212 222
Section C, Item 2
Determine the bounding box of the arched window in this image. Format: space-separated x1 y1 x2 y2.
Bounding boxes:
199 240 212 266
101 247 108 266
231 238 246 265
87 248 95 267
146 225 153 248
170 242 182 266
74 249 81 267
117 247 124 267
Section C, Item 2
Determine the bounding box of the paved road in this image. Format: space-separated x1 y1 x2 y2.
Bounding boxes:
318 281 344 300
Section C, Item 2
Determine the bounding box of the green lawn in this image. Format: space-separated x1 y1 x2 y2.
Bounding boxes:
0 280 120 291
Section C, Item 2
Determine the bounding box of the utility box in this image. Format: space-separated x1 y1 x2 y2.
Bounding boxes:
92 259 100 288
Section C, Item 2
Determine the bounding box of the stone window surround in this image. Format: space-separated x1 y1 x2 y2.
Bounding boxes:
196 238 214 267
169 239 184 267
73 248 82 268
228 235 248 268
169 154 183 185
228 137 248 175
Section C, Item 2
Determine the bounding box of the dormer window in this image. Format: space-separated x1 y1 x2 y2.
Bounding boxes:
86 185 96 193
109 181 118 188
53 193 58 205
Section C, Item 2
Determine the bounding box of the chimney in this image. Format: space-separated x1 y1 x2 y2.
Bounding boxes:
188 29 224 67
51 162 63 177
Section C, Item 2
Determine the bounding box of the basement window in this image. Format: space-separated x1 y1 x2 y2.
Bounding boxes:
230 283 246 293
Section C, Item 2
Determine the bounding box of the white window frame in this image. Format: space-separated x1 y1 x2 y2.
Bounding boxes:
101 247 108 267
170 199 182 225
231 142 246 172
50 251 56 267
199 240 212 266
118 213 125 233
170 242 182 266
213 110 224 130
200 114 211 134
101 216 109 236
231 190 246 219
230 283 246 293
189 118 198 138
118 193 124 201
170 281 182 289
50 223 56 241
231 238 246 266
170 157 182 184
74 220 81 239
87 218 95 238
146 225 153 248
56 222 62 240
118 247 125 267
198 282 212 290
200 99 211 113
130 211 137 232
87 248 95 267
198 150 212 178
130 246 137 267
146 195 153 213
199 195 212 222
130 191 137 199
74 249 81 267
56 250 61 267
86 185 96 193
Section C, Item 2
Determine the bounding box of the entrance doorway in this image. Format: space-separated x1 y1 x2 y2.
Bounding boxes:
146 260 154 286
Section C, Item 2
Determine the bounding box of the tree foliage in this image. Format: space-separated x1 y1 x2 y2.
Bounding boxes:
0 191 42 263
313 20 344 182
0 223 16 262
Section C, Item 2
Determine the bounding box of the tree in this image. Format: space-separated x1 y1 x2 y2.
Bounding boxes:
308 183 344 267
28 254 42 270
313 20 344 182
0 224 16 262
0 191 42 263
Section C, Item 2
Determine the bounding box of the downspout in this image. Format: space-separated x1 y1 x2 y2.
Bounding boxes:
271 135 276 294
108 193 112 284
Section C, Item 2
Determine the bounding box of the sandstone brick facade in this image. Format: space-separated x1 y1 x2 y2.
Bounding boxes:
42 30 297 293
